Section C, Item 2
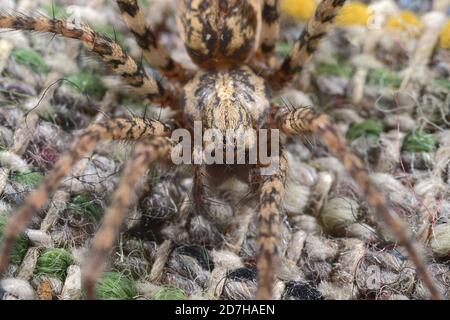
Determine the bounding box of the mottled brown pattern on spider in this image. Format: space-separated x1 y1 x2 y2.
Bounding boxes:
116 0 189 82
83 137 174 299
270 0 346 90
255 151 287 300
183 65 270 134
177 0 261 67
260 0 280 58
0 0 443 300
0 14 176 104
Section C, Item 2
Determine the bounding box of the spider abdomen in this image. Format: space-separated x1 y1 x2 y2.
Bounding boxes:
177 0 261 67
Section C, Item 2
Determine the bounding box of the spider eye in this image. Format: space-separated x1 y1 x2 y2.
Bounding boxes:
177 0 258 67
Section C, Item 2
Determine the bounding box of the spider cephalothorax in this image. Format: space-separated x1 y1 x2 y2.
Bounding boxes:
0 0 443 300
183 66 269 139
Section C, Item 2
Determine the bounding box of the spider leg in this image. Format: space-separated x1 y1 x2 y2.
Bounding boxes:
115 0 190 82
271 105 443 300
268 0 346 91
259 0 281 67
0 117 171 274
0 14 178 105
254 151 287 300
82 137 174 299
193 165 208 214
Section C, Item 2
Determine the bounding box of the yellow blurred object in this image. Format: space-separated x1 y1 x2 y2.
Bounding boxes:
386 11 423 36
439 20 450 49
334 2 371 26
281 0 316 21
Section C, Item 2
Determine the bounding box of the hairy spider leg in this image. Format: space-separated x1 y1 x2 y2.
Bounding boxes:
269 0 346 90
116 0 190 82
0 118 171 274
83 137 174 299
272 105 443 300
0 14 178 105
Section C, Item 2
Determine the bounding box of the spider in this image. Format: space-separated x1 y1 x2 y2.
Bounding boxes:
0 0 443 300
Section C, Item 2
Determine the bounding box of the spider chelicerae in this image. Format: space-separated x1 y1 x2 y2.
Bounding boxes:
0 0 443 300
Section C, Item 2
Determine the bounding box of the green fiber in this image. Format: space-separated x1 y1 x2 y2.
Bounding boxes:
317 62 353 78
402 130 437 153
35 248 73 280
347 120 383 141
41 4 69 18
434 78 450 90
367 68 401 88
154 286 187 300
68 194 103 221
66 71 107 98
11 48 49 74
9 171 44 188
95 272 138 300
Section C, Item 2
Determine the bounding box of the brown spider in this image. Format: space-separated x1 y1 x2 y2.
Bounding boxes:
0 0 443 300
